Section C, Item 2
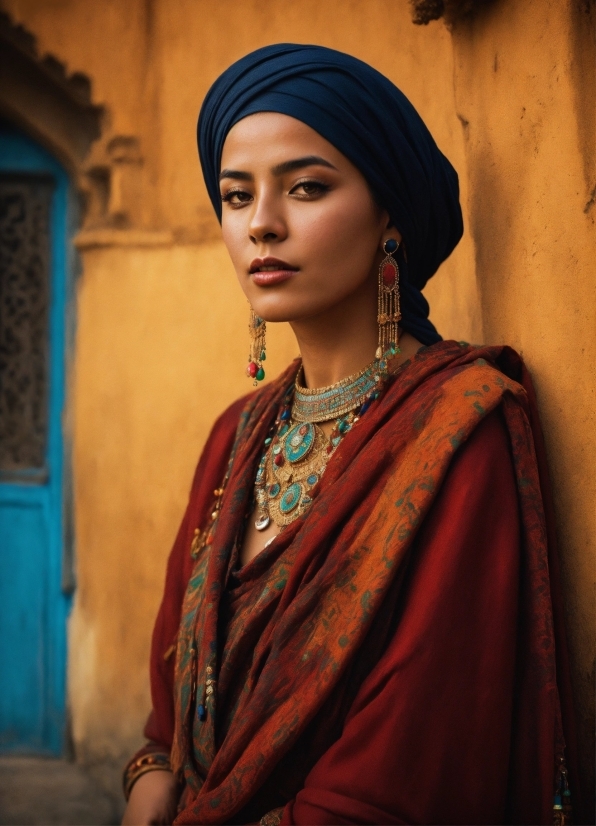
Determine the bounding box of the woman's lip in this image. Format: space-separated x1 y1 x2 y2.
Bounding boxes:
251 269 297 286
250 256 296 272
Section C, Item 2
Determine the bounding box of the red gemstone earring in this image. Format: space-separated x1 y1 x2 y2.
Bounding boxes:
376 238 401 360
246 305 266 385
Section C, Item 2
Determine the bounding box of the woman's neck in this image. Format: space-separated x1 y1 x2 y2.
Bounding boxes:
293 328 377 389
289 287 378 389
294 327 422 389
287 274 423 389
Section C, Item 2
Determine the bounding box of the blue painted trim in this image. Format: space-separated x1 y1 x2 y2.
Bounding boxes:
0 121 73 755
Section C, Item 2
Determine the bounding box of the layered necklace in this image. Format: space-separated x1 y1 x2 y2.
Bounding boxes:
253 348 396 531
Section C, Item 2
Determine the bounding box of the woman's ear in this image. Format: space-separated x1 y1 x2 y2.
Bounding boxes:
383 218 402 246
380 229 402 251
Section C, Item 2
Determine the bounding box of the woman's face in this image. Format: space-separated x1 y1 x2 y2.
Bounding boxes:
219 112 394 323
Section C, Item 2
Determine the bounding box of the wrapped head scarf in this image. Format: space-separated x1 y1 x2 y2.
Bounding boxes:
198 44 463 345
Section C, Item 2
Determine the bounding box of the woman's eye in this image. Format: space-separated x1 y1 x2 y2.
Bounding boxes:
291 180 330 198
221 189 252 207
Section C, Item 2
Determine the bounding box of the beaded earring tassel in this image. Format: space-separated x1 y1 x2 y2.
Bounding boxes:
376 238 401 360
247 307 266 385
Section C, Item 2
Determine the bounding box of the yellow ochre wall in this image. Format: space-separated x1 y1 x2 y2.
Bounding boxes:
2 0 593 808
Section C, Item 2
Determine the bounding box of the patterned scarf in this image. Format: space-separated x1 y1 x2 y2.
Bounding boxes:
170 341 562 824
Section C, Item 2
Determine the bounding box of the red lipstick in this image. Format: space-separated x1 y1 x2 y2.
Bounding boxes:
249 256 299 286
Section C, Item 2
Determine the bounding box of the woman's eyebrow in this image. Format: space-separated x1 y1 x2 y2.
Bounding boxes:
219 169 252 182
271 155 337 175
219 155 337 183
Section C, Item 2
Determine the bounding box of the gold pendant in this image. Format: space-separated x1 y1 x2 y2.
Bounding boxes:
265 421 330 527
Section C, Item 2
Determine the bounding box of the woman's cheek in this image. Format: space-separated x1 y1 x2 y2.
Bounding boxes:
221 220 247 276
292 206 346 261
301 208 369 275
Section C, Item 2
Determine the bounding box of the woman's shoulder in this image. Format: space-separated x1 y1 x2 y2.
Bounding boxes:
209 391 255 443
406 340 531 417
438 339 528 387
204 361 300 452
186 393 253 495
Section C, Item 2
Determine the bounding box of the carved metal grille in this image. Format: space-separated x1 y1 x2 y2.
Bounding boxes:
0 174 53 473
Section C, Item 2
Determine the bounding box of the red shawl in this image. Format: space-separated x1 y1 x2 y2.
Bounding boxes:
140 341 580 825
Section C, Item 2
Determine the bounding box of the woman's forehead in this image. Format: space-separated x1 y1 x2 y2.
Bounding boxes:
221 112 345 171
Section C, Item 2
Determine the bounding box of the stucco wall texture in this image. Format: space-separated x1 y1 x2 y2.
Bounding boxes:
2 0 593 807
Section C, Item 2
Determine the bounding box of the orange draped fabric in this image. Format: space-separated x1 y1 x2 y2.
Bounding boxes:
136 341 580 825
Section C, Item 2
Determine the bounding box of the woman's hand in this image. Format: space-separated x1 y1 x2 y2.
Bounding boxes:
122 769 179 825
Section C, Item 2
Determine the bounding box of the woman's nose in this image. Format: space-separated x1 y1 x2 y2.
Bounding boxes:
248 193 288 245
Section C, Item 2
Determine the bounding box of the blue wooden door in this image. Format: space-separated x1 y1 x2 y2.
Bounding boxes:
0 121 71 755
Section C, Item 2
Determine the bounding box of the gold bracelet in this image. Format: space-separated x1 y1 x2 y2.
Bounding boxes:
259 807 284 826
123 752 171 800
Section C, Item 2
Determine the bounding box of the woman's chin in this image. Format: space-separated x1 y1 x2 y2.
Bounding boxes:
249 293 352 326
248 300 320 325
253 310 303 325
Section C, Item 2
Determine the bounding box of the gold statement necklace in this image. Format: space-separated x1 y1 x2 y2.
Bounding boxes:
253 349 396 531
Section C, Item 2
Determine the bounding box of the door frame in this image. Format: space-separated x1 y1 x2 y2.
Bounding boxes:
0 120 75 755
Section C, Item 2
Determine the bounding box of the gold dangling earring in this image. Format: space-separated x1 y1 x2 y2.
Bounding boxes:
246 305 266 386
376 238 401 361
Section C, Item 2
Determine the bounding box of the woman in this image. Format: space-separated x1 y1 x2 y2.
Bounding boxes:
122 45 579 825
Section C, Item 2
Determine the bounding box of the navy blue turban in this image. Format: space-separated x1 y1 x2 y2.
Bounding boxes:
197 44 463 345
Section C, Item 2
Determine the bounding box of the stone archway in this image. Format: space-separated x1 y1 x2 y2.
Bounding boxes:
0 11 161 243
0 10 103 201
